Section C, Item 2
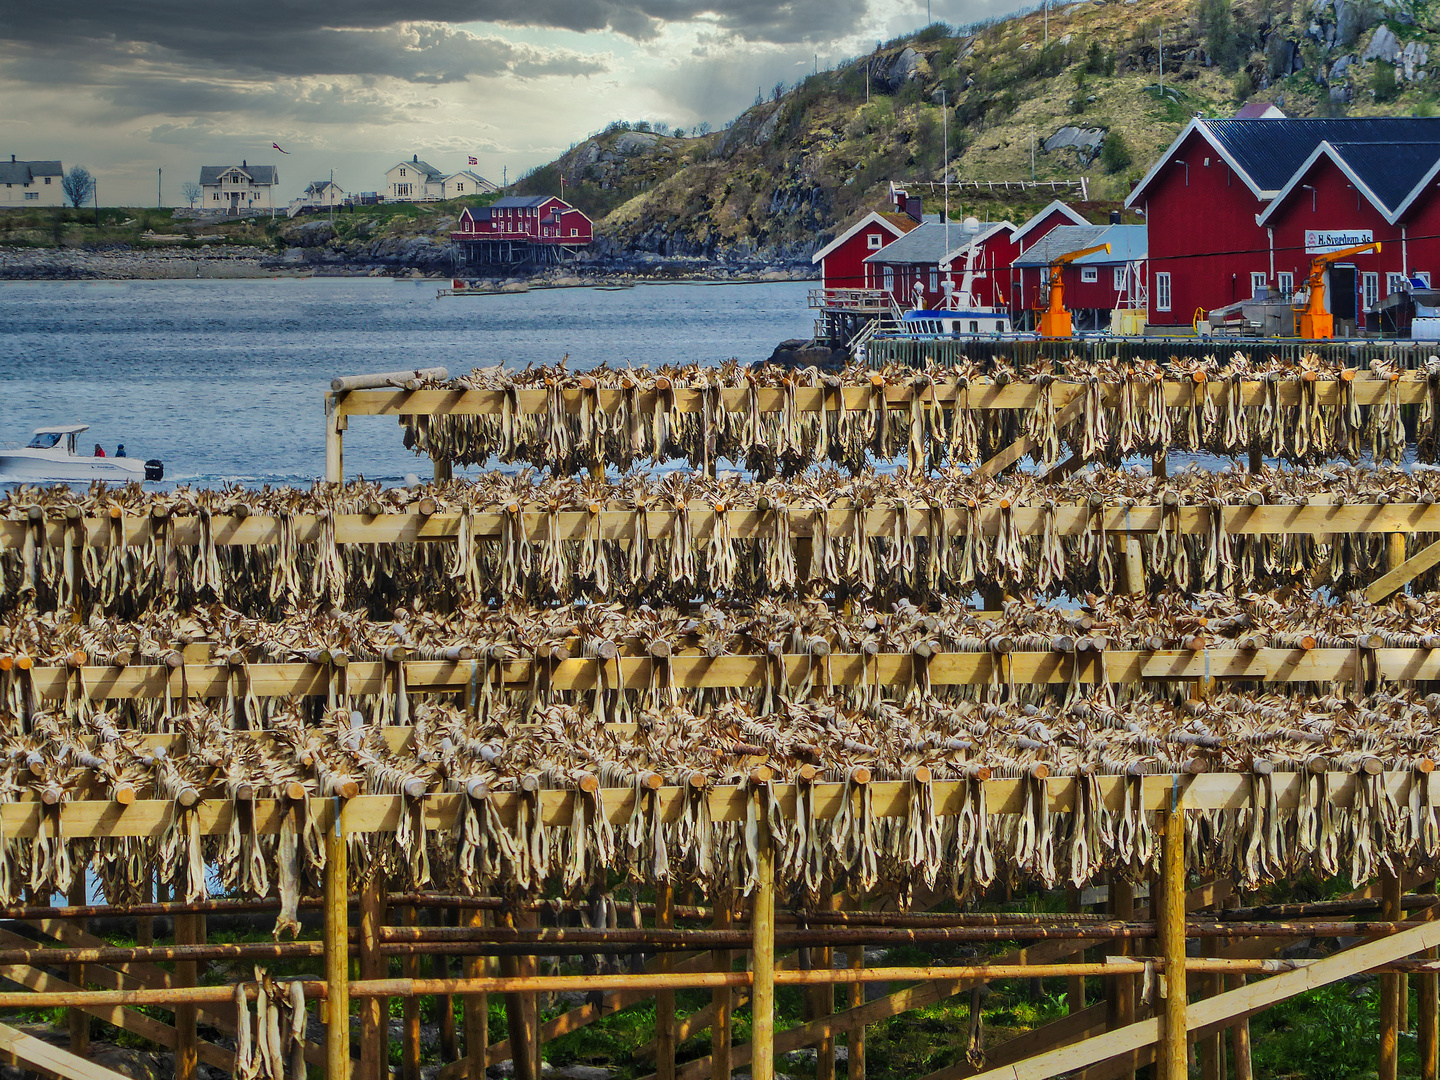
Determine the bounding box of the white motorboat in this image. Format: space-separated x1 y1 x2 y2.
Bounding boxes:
0 425 163 483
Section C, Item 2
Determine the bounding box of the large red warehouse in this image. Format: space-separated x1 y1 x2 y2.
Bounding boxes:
1126 117 1440 331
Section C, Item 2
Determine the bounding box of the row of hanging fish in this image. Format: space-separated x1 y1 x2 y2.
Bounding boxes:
3 590 1439 675
391 356 1440 475
5 465 1440 614
4 686 1437 909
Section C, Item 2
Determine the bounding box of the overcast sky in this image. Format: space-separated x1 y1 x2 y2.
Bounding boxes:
0 1 1016 207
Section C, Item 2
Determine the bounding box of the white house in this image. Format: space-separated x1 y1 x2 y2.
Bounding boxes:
286 179 345 217
440 170 497 200
199 162 279 215
385 156 445 201
0 156 64 207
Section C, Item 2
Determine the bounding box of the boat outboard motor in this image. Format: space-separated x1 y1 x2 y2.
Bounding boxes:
144 459 164 481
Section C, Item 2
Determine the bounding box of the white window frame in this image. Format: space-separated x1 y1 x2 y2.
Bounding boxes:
1363 272 1380 310
866 233 883 250
883 266 894 293
1417 272 1432 287
1113 266 1127 290
929 268 938 293
1251 272 1267 295
24 191 37 200
1081 266 1098 283
1388 272 1407 295
1155 272 1172 311
1277 271 1294 297
570 228 579 237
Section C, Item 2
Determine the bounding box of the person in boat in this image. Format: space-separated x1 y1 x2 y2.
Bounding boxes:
115 445 126 458
93 444 105 457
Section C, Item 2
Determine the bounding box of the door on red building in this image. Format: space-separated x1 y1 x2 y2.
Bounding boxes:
1331 265 1358 330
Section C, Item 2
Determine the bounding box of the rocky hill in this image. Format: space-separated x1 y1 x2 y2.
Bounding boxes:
516 0 1438 265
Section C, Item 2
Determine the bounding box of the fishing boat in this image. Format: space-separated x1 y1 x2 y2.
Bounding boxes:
0 425 163 483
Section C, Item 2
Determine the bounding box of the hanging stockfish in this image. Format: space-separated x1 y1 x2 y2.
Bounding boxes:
903 767 943 892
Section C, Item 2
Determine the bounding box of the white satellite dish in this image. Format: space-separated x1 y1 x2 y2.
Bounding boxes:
963 215 981 234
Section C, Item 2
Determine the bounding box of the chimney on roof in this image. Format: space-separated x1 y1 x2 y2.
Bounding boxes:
905 195 923 222
9 155 13 163
413 154 418 163
1110 210 1121 224
242 159 246 167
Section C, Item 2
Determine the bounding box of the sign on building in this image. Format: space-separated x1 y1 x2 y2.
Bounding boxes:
1305 229 1374 254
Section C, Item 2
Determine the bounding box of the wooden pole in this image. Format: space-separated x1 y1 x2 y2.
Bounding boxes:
1108 876 1137 1080
403 905 421 1080
1227 892 1253 1080
325 802 351 1080
175 906 199 1080
848 942 866 1080
656 883 677 1080
500 907 539 1080
713 899 733 1080
137 872 154 948
67 871 88 1057
1067 886 1086 1015
752 802 777 1080
325 394 345 484
1159 803 1188 1080
1422 878 1438 1080
359 868 385 1080
1198 934 1221 1080
465 906 489 1080
437 905 457 1063
1382 869 1404 1080
814 892 838 1080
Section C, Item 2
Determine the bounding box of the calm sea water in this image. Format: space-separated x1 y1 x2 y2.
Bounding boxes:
0 277 814 488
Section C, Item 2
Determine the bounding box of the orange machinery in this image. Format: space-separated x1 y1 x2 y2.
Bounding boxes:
1038 242 1112 338
1294 240 1381 339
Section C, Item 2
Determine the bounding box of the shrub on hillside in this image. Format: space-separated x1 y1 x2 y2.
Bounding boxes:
1101 131 1133 173
1374 61 1399 103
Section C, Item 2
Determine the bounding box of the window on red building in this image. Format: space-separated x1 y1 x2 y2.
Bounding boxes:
1155 273 1172 311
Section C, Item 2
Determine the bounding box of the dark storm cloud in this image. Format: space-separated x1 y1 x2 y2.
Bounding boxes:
1 0 872 82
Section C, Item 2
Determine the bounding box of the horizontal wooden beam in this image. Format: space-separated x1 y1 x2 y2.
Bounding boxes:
0 1019 133 1080
17 645 1440 701
327 374 1425 418
10 501 1440 551
0 771 1427 839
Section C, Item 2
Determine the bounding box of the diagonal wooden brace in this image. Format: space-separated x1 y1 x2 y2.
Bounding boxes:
964 915 1440 1080
1365 536 1440 602
977 396 1085 478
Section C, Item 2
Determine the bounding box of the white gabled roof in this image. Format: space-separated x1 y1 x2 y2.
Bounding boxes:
1012 200 1090 245
34 424 89 435
811 211 913 265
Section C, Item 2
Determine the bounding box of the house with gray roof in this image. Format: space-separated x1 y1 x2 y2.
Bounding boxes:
0 156 63 207
199 161 280 216
384 156 496 202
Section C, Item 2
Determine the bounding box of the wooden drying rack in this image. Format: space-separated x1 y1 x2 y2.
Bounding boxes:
322 371 1431 481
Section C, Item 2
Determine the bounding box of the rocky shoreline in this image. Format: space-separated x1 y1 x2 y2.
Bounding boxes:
0 243 816 286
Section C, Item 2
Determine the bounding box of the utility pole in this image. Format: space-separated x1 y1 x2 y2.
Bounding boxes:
93 182 99 227
1159 27 1164 94
157 167 162 208
329 168 335 228
1045 0 1049 47
1031 132 1036 180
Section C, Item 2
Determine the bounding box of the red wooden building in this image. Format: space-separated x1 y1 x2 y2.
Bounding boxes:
1126 117 1440 330
1012 199 1090 255
451 195 593 268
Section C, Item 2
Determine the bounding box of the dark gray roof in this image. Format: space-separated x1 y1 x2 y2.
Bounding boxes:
490 196 552 208
200 164 279 185
1329 141 1440 214
1011 224 1146 267
0 159 61 184
1204 117 1440 193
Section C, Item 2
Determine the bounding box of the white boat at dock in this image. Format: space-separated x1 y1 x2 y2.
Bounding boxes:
0 425 162 483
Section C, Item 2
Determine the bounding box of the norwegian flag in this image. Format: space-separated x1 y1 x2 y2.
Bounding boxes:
272 142 290 154
468 156 478 165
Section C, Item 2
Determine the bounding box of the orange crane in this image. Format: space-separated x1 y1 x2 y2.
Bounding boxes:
1038 242 1112 338
1294 240 1381 339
